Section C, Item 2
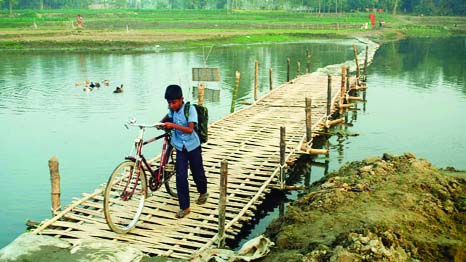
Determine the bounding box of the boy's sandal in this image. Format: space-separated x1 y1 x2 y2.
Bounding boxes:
196 193 209 205
175 209 190 218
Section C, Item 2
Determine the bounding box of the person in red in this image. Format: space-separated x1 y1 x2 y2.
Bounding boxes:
369 13 376 28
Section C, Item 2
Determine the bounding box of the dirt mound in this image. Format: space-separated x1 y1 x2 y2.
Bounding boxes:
263 153 466 262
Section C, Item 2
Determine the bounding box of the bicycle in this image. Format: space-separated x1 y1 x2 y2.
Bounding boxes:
103 118 177 234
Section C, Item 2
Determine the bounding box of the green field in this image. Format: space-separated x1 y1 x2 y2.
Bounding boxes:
0 9 464 51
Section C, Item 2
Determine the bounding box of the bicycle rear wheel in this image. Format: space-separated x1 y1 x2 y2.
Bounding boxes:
164 148 178 198
104 160 147 234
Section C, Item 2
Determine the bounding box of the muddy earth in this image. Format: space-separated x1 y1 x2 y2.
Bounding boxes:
262 153 465 262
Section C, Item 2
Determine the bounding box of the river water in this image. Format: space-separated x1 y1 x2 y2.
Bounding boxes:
0 37 465 249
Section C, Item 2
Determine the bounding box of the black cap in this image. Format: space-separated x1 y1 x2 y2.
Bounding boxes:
164 85 183 100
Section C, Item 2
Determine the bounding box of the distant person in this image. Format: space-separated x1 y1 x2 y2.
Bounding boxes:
76 14 83 29
379 18 385 28
369 13 376 28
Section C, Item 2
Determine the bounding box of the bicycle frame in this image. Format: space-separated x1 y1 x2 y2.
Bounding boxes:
125 126 173 192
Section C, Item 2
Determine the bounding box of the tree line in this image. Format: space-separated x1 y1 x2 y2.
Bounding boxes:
1 0 464 15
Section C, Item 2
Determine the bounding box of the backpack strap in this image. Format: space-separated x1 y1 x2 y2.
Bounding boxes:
184 101 190 121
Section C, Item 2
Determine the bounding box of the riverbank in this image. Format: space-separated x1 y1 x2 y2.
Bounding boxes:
1 9 465 52
262 153 466 262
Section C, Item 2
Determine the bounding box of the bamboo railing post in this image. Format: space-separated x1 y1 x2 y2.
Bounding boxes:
287 58 290 82
305 97 312 142
306 49 311 73
269 68 273 90
49 156 61 216
346 67 350 95
363 45 368 81
280 127 286 190
254 60 259 101
327 75 332 116
339 65 347 115
218 160 228 248
198 82 205 106
230 71 240 113
352 44 360 83
297 61 301 76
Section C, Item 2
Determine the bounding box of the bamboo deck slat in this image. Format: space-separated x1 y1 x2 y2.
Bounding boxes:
32 70 365 259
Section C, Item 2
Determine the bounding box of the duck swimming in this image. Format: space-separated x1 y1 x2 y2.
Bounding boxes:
113 84 123 93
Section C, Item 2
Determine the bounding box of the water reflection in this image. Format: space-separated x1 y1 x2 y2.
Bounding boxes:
372 37 466 95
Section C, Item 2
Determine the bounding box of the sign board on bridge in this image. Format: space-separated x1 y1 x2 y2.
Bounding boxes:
192 68 220 82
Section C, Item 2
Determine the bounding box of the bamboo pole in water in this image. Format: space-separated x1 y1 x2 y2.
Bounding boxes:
305 97 312 142
198 82 205 106
254 60 259 101
353 44 360 82
269 68 273 90
297 61 301 76
218 160 228 248
339 65 347 115
306 49 311 73
230 71 240 113
280 127 286 189
327 75 332 116
346 67 350 95
363 45 368 81
287 58 290 82
49 156 61 216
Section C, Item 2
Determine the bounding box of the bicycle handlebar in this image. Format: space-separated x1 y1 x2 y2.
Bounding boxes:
125 119 164 130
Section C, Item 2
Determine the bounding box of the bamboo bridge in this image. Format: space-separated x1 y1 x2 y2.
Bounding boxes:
31 41 378 260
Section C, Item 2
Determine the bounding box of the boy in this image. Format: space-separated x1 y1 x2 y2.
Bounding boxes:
161 85 209 218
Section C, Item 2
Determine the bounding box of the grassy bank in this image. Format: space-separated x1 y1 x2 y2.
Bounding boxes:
0 9 465 51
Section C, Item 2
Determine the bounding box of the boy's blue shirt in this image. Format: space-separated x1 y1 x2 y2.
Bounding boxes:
167 102 200 152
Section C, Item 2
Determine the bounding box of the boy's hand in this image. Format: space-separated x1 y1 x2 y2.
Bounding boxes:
163 122 175 129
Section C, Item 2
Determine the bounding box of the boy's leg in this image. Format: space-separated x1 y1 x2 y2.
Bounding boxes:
175 149 190 210
187 146 207 194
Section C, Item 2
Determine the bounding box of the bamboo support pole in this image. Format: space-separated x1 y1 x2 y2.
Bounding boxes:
280 127 286 190
347 96 364 101
269 68 273 90
287 58 290 82
198 82 205 106
297 61 301 76
218 160 228 248
353 44 360 82
346 66 350 90
339 104 354 109
305 97 312 142
254 60 259 101
230 71 240 113
327 75 332 116
307 148 329 155
306 49 311 73
324 117 345 128
49 156 61 216
339 65 347 114
351 85 368 91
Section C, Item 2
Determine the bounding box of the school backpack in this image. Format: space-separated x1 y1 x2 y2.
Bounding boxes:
184 102 208 144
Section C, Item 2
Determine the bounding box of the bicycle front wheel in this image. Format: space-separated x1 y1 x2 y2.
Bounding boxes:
104 160 147 234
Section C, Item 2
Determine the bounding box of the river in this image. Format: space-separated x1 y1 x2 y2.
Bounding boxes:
1 37 465 249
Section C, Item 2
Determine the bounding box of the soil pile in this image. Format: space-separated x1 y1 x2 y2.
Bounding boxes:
263 153 465 262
